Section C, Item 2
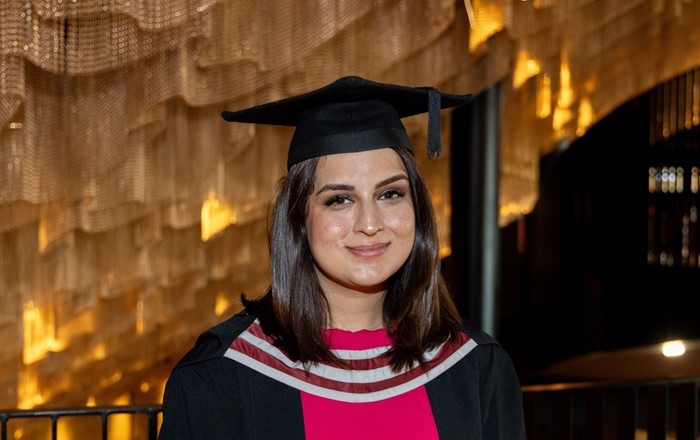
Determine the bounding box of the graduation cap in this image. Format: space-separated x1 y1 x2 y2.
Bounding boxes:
221 76 473 169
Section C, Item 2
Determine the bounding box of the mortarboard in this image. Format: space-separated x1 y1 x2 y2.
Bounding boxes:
221 76 473 169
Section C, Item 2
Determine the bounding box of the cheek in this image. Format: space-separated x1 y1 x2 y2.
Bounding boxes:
388 218 415 235
321 223 347 238
307 215 350 245
386 207 416 237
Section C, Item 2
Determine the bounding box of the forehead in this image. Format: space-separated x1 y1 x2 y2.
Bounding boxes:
313 148 407 182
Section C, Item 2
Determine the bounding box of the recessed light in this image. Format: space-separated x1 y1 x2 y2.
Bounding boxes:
661 340 685 357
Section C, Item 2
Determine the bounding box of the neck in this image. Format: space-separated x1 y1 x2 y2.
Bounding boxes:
321 284 386 332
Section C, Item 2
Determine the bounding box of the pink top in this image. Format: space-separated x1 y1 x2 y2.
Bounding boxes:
300 328 440 440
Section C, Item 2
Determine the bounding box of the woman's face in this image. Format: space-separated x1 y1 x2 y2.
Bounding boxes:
305 148 416 296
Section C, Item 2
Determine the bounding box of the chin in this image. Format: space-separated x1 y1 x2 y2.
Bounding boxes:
347 276 391 293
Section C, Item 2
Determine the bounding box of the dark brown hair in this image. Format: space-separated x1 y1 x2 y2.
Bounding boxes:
243 147 462 371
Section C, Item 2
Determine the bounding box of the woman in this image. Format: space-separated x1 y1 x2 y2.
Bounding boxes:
158 76 526 439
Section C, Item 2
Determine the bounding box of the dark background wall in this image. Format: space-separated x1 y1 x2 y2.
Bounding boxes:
449 71 700 384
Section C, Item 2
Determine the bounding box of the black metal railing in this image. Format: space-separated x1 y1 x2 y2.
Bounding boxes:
0 405 162 440
2 377 698 439
522 377 700 439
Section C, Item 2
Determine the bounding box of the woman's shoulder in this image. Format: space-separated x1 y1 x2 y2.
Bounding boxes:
457 319 519 375
174 309 257 368
459 319 499 346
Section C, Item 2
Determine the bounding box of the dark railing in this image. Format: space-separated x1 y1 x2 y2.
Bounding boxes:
522 377 700 440
0 405 162 440
2 378 698 439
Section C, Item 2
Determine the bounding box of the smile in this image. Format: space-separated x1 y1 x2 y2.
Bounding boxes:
347 243 389 258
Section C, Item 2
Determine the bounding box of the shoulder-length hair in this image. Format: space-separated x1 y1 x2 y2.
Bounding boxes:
243 147 462 372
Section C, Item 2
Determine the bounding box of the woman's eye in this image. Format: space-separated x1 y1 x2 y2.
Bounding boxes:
379 188 405 200
323 194 352 206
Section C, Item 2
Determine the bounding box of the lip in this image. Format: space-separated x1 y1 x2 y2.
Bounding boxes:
347 243 389 258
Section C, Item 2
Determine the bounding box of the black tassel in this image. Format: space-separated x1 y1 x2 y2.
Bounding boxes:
427 88 441 158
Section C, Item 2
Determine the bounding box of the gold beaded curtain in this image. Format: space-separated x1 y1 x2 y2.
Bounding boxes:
1 0 700 410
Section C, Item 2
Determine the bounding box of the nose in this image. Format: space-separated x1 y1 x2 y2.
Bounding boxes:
353 203 384 235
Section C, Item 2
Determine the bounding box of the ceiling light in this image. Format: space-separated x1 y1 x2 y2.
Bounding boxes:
661 340 686 357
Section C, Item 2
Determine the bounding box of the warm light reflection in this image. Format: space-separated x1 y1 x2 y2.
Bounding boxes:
664 165 679 193
215 291 231 317
38 214 48 253
157 380 167 403
648 167 656 193
500 203 525 219
536 74 552 118
499 202 533 227
201 191 236 241
23 301 64 365
468 0 504 52
92 343 107 361
559 56 574 108
439 245 451 259
140 381 151 393
109 394 133 440
513 50 541 89
136 298 145 335
100 369 123 388
18 366 43 409
669 167 677 193
63 308 96 338
576 97 594 136
463 0 475 28
662 340 686 357
552 106 573 138
661 167 669 193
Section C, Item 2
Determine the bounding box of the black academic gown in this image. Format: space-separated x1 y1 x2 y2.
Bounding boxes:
158 310 526 440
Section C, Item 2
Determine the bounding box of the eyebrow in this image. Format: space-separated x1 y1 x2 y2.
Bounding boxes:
315 174 408 195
